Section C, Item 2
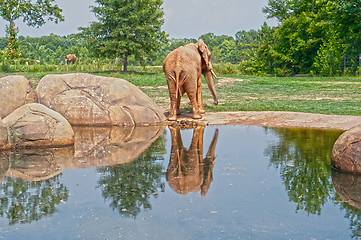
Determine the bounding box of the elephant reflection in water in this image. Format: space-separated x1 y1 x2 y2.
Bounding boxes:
166 125 219 196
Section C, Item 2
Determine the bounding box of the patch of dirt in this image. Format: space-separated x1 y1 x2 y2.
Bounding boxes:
164 111 361 131
215 77 245 87
140 86 168 89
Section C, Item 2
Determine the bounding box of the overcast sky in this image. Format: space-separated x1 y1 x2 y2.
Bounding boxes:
0 0 277 38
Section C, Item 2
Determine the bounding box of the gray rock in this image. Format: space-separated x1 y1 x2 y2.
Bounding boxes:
0 75 38 118
36 73 165 126
332 125 361 173
2 103 74 148
0 118 10 149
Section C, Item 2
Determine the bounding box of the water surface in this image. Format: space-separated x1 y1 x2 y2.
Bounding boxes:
0 125 360 239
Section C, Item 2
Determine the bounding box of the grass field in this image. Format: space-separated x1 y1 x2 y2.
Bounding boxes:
1 71 360 116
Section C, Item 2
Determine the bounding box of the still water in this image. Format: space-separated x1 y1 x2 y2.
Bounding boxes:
0 125 359 239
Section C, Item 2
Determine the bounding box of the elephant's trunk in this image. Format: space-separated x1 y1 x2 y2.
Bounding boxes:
204 70 218 105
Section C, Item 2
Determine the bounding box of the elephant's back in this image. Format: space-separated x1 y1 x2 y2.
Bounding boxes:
164 46 200 66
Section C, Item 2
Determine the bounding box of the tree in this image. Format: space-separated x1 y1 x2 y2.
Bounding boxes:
80 0 167 72
0 0 64 59
220 39 239 64
259 0 361 76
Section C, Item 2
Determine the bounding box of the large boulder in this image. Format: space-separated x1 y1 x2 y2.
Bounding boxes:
332 125 361 173
2 103 74 148
36 73 165 126
0 118 10 149
0 75 38 118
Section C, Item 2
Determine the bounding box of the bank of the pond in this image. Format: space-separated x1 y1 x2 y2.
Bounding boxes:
165 111 361 131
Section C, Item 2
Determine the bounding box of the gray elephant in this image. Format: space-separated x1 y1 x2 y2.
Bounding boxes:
163 39 218 120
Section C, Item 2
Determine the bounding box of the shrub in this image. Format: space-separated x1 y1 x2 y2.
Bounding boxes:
213 63 239 74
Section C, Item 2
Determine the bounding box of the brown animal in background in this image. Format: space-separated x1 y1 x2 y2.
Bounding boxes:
65 54 77 64
163 39 218 121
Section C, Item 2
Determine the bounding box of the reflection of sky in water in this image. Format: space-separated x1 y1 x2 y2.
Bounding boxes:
0 125 358 239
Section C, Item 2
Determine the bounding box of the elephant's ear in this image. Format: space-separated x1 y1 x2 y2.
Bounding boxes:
197 39 211 69
197 39 206 53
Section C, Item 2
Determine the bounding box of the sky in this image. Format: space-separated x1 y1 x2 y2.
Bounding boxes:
0 0 278 38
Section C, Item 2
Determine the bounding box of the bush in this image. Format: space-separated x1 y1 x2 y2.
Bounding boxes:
1 59 11 72
213 63 239 74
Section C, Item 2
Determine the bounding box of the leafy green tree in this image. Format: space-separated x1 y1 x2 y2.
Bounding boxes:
80 0 167 72
314 30 346 76
211 46 222 63
334 0 361 74
199 33 234 49
259 0 361 76
235 29 259 62
0 0 64 59
220 39 239 64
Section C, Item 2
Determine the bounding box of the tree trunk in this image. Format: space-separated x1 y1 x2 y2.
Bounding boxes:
6 19 21 59
123 53 128 72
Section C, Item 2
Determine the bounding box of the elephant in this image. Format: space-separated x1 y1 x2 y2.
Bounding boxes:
166 125 219 196
163 39 218 121
65 54 77 64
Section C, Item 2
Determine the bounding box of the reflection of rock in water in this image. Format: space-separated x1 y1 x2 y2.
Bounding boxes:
0 125 165 181
4 147 74 182
166 126 218 196
332 169 361 209
0 152 10 184
72 125 165 168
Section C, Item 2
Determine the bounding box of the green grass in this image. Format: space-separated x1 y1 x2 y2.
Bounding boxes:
211 75 361 115
1 70 361 115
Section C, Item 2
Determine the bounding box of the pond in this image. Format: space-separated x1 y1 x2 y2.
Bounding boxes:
0 125 360 239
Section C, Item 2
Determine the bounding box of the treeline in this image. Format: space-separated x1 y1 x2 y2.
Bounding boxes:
0 30 261 74
0 31 260 66
1 0 360 77
0 34 89 65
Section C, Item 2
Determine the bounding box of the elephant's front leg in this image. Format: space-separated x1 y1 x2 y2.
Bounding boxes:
167 80 178 121
197 77 205 114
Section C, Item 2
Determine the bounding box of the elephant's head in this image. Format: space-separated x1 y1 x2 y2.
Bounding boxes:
197 39 218 105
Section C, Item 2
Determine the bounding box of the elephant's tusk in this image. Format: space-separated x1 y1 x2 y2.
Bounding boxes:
211 70 217 79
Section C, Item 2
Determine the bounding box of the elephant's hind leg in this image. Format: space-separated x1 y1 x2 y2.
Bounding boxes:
167 80 178 121
168 98 178 121
187 91 202 119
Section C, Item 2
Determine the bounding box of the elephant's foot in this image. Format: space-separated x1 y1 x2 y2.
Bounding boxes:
168 114 177 121
193 113 202 119
200 109 206 114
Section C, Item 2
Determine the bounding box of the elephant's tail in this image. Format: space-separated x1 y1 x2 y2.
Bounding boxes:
170 70 181 107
